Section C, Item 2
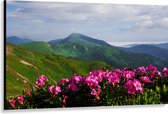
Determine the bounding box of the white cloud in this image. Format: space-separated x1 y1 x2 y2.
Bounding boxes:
160 17 168 28
6 1 168 42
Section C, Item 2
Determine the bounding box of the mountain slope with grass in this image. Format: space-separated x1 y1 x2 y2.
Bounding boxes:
20 41 55 55
6 43 110 97
48 33 168 69
121 45 168 61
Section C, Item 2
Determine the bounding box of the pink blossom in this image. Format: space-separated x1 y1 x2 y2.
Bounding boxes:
9 99 16 108
17 95 24 105
114 69 122 74
48 86 61 95
66 83 79 91
71 75 84 84
146 64 157 71
88 70 106 82
163 67 168 76
25 89 31 96
124 79 143 94
62 95 68 108
53 86 61 94
85 77 99 88
48 86 54 93
150 71 161 78
135 66 146 74
36 75 48 88
106 72 120 84
140 76 151 83
122 71 135 79
90 86 101 97
57 78 69 86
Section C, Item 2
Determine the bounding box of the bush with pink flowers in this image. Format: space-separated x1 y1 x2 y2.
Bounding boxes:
6 64 168 109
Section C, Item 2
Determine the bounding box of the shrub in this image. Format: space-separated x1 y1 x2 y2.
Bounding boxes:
6 64 168 109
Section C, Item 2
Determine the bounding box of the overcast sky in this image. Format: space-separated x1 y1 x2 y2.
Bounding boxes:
7 1 168 46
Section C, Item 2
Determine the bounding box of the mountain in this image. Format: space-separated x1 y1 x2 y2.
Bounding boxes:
6 43 110 97
20 41 55 55
153 43 168 50
124 42 168 50
6 36 33 45
124 44 141 47
49 33 113 47
121 45 168 61
48 33 168 69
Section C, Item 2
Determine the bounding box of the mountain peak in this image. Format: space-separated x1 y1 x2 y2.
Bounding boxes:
70 33 82 36
66 33 85 40
7 36 33 45
63 33 113 47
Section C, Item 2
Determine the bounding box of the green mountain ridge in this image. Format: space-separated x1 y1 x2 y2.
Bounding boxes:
121 45 168 61
20 33 168 69
6 43 110 97
49 33 168 69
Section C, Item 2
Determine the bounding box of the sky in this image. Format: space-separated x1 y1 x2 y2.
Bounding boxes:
6 1 168 46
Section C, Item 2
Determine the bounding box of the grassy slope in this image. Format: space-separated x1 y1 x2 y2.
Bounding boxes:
6 43 110 97
20 41 55 55
52 41 168 69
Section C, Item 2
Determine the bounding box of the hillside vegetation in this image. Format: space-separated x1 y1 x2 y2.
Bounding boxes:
6 43 110 97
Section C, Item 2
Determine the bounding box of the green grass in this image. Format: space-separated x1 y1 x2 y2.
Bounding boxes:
6 43 110 97
20 41 55 55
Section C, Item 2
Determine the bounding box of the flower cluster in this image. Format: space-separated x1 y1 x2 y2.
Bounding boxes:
8 95 24 109
7 65 168 109
36 75 48 88
48 86 61 96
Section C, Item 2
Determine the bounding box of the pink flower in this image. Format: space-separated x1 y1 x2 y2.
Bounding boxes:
62 95 68 108
114 69 122 74
71 75 84 84
88 70 106 82
85 77 99 88
25 89 31 96
106 72 120 84
9 99 16 108
53 86 61 95
135 66 146 74
48 86 54 93
146 64 157 72
90 86 101 97
163 67 168 76
133 79 142 90
66 83 79 91
36 75 48 88
48 86 61 95
140 76 151 83
122 71 135 79
17 95 24 105
57 78 69 86
150 71 161 78
124 79 143 94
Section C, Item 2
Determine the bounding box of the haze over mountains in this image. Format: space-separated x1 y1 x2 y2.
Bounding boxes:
6 33 168 69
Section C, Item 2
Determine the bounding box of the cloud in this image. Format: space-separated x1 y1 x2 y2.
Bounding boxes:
6 1 168 42
160 17 168 28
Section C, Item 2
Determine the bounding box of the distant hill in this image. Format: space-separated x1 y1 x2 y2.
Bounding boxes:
6 36 33 45
6 43 110 97
18 33 168 69
153 43 168 50
121 44 168 61
48 33 168 69
124 42 168 50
